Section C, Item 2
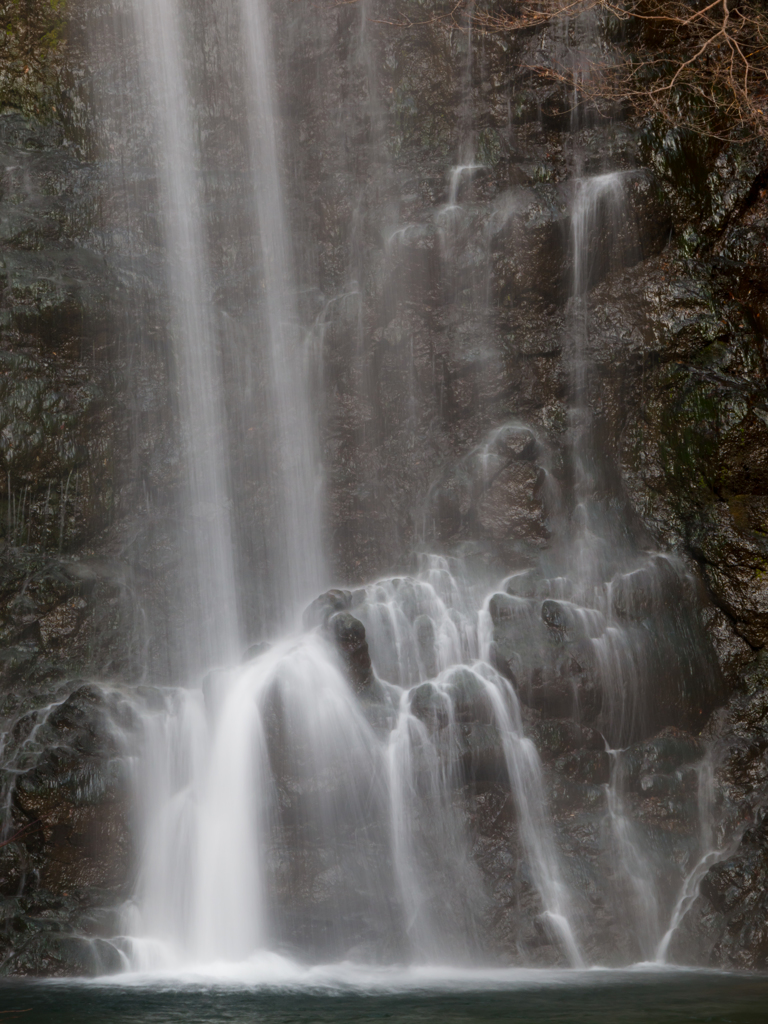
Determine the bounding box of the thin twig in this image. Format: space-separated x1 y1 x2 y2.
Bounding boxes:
325 0 768 139
0 820 43 850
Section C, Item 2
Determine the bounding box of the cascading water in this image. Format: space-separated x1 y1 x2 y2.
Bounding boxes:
123 554 583 968
84 0 732 977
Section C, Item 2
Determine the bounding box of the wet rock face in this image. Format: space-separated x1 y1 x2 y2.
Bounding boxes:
690 816 768 971
486 558 723 745
0 50 142 977
11 687 131 890
0 101 175 683
304 590 373 694
0 112 117 533
0 6 173 974
281 3 680 585
327 612 373 694
670 655 768 969
0 685 133 976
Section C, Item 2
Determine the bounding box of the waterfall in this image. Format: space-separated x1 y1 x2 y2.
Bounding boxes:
86 0 726 975
126 638 384 966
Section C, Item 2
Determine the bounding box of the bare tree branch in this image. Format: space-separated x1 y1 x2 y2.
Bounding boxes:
329 0 768 139
0 819 42 850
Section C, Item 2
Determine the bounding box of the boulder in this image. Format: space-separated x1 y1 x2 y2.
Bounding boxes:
327 611 373 694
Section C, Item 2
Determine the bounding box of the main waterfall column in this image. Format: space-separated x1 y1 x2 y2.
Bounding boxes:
133 0 241 670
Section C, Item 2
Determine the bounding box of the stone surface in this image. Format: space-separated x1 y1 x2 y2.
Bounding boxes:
0 685 133 976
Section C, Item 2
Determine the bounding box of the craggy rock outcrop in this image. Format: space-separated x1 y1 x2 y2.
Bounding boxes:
0 685 132 976
304 589 374 693
669 655 768 969
486 559 723 743
0 0 766 973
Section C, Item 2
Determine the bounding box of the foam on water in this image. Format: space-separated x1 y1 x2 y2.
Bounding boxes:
81 956 707 993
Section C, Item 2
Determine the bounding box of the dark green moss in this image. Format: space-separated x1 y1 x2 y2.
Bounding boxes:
0 1 68 122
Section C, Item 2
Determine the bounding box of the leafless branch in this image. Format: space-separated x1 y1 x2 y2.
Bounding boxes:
0 819 42 850
329 0 768 139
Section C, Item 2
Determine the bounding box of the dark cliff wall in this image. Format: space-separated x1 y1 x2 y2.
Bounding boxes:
0 0 766 974
0 0 176 974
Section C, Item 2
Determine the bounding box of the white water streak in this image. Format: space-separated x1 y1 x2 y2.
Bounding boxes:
240 0 327 625
134 0 240 668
